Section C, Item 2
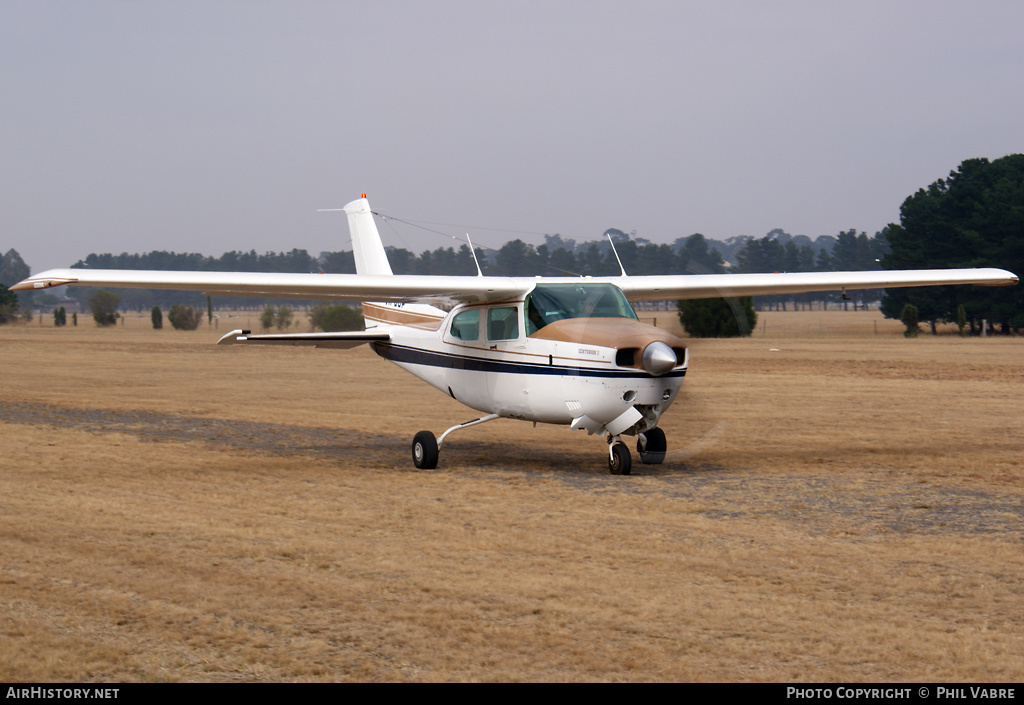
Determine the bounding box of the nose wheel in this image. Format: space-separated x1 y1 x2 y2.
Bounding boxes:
608 427 667 474
609 441 632 475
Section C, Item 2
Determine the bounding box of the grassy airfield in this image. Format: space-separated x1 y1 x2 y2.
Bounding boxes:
1 308 1022 682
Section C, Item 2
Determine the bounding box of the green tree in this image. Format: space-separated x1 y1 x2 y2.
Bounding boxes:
831 230 884 310
309 303 363 331
0 249 30 289
0 284 19 325
383 247 417 275
495 240 539 276
89 290 121 327
152 305 163 329
0 249 28 325
168 305 203 330
881 155 1024 334
275 305 293 330
677 233 725 274
901 304 919 338
319 250 356 274
677 297 757 338
259 304 276 330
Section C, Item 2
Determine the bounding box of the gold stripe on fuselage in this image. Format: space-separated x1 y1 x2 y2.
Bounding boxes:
363 302 444 330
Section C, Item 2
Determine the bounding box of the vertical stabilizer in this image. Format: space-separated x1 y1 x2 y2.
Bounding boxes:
341 195 444 330
344 196 393 276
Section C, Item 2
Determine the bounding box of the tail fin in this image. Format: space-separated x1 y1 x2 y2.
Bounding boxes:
343 196 393 276
343 195 444 331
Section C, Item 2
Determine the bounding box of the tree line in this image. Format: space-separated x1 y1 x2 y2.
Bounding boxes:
3 154 1021 333
880 155 1024 334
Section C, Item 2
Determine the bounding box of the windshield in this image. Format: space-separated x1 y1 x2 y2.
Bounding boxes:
525 283 637 335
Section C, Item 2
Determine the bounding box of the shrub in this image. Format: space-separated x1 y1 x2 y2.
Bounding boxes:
901 304 919 338
0 285 20 325
260 304 276 330
152 305 163 330
275 305 293 330
677 297 757 338
167 304 203 331
89 290 121 327
956 304 967 337
309 303 364 331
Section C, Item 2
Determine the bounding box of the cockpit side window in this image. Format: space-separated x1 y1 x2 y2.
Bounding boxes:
450 309 480 341
525 283 637 335
487 306 519 341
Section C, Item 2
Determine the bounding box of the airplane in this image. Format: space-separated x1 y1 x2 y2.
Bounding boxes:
13 195 1018 475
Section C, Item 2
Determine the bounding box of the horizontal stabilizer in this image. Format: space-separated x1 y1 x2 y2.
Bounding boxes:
217 328 390 349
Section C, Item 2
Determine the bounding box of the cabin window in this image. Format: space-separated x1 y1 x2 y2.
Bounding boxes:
487 306 519 341
450 309 480 341
525 283 637 335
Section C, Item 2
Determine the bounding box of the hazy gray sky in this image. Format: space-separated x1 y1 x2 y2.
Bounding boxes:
2 1 1022 273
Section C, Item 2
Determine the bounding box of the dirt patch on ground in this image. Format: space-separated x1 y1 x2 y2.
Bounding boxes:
4 401 1021 540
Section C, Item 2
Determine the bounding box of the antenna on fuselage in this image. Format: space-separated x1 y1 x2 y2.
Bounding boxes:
607 234 628 277
466 233 484 277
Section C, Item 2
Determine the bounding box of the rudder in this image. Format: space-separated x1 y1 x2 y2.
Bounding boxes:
344 196 393 276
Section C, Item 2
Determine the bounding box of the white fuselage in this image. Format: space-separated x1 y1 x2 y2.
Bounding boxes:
365 298 688 435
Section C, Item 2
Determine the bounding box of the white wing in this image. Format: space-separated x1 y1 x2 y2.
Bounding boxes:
615 268 1018 301
12 266 1016 303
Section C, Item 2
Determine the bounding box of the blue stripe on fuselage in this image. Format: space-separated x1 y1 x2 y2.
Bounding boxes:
371 342 687 379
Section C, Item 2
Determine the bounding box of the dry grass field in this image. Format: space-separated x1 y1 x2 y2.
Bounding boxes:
1 308 1022 682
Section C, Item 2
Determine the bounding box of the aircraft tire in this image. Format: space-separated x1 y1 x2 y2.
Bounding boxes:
412 431 438 469
609 443 631 476
638 427 666 465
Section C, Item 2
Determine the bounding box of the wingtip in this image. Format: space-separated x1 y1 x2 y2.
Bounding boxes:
216 329 248 346
10 271 79 291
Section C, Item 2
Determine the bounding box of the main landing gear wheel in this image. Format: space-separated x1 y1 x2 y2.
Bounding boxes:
637 427 667 465
609 443 632 476
412 431 438 469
